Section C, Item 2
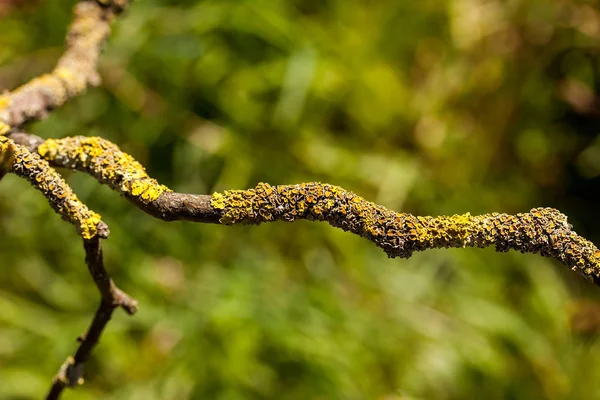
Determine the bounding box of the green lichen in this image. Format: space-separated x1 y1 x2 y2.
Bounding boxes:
211 182 600 283
2 136 104 239
38 136 171 204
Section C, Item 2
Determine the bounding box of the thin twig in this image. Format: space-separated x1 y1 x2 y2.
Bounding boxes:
46 237 137 400
2 135 107 239
0 132 135 399
0 0 129 133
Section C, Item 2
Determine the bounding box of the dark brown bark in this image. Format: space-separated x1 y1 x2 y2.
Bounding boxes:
46 237 137 400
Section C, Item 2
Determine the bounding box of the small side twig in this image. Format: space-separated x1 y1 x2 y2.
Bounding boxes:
46 237 137 400
0 0 130 133
82 237 138 315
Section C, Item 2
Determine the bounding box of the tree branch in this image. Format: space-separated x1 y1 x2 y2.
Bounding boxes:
46 237 137 400
0 133 136 398
0 0 129 133
0 2 132 388
1 135 108 239
2 1 599 396
11 133 600 286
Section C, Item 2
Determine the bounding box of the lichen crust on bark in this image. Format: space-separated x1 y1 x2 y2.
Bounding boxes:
0 136 16 177
1 136 105 239
38 136 171 203
211 182 600 282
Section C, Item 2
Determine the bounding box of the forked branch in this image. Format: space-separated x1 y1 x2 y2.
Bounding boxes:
10 132 600 286
0 1 135 398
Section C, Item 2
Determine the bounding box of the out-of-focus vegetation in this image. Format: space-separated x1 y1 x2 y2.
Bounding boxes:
2 0 600 398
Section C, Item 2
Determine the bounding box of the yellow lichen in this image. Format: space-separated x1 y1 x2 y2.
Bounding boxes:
0 122 10 135
54 67 75 84
140 184 166 202
0 95 10 111
208 182 600 283
0 136 16 176
5 138 105 239
38 140 59 158
37 136 171 204
211 192 226 210
80 213 103 240
0 1 118 130
130 180 147 196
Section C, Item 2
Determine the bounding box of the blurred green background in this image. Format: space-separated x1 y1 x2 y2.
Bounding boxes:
2 0 600 398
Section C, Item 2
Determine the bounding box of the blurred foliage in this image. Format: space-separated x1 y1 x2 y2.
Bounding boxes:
2 0 600 398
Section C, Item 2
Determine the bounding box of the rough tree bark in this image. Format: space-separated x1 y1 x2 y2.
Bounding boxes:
1 1 599 399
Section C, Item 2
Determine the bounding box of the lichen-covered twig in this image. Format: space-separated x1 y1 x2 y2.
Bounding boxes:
0 0 129 133
11 133 600 286
0 134 136 399
46 237 137 400
38 136 171 204
211 184 600 284
0 135 107 239
0 0 133 389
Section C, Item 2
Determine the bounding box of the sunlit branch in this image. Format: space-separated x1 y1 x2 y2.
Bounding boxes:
0 2 143 399
12 133 600 286
0 0 129 133
0 135 107 239
0 133 136 399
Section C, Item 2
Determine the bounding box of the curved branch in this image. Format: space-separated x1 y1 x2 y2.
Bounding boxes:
0 136 108 239
14 134 600 286
38 135 171 203
0 0 129 133
210 186 600 286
